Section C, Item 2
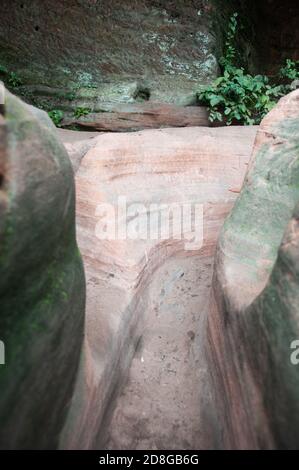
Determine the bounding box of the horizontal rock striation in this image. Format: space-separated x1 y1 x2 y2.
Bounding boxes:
59 124 257 448
63 102 209 132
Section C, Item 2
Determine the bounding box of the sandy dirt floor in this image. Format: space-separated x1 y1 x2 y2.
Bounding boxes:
104 254 213 450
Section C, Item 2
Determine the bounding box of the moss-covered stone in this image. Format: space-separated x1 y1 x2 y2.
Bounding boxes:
0 88 85 449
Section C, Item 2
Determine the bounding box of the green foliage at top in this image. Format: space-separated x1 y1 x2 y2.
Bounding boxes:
220 12 239 70
0 64 23 88
74 106 91 119
198 14 295 126
48 109 64 127
199 68 284 126
280 59 299 81
8 71 23 88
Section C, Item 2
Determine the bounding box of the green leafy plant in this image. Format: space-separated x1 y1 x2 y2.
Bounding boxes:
220 12 239 69
74 106 91 118
280 59 299 81
199 68 284 125
198 13 291 126
0 66 22 88
8 71 23 88
48 109 64 127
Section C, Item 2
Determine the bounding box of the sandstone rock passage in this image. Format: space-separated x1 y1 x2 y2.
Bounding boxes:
59 125 257 449
1 88 299 451
0 0 299 454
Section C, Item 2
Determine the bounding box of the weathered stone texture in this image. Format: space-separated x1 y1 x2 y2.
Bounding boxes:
59 124 257 448
0 88 85 449
63 102 209 132
207 90 299 449
0 0 220 109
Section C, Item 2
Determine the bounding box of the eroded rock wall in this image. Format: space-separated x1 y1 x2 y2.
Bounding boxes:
0 1 298 113
207 90 299 449
256 0 299 75
0 0 221 110
0 89 85 449
213 0 299 75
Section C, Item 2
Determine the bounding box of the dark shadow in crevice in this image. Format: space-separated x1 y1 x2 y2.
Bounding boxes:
134 87 151 102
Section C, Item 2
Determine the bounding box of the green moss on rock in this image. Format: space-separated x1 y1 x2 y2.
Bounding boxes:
0 88 85 449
